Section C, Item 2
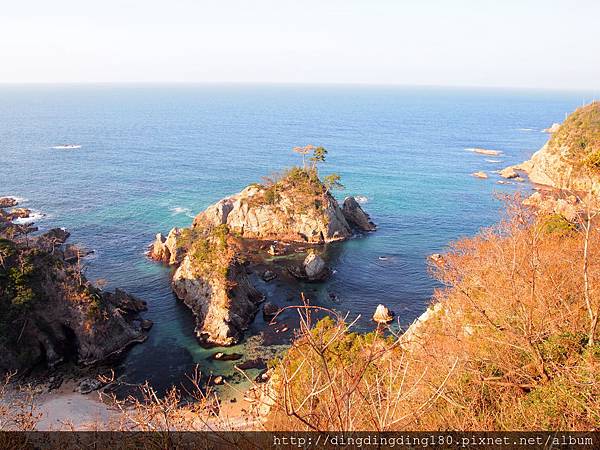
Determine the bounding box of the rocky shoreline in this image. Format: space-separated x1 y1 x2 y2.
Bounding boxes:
0 196 151 376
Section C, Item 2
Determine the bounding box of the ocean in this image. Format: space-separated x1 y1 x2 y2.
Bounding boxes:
0 84 593 394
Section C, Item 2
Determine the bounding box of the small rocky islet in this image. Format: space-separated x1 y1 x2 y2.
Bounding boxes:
149 165 376 346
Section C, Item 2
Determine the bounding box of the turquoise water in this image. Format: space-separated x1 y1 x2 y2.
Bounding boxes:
0 84 593 392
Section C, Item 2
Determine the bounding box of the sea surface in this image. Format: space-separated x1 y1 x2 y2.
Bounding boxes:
0 84 594 394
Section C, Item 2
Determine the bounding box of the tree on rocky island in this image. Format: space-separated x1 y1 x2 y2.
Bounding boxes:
292 144 315 169
323 173 344 193
310 146 328 172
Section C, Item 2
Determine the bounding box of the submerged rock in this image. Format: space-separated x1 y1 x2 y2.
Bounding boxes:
472 171 488 179
261 270 277 282
262 302 280 321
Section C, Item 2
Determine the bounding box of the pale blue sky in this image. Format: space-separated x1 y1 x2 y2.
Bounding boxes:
1 0 599 89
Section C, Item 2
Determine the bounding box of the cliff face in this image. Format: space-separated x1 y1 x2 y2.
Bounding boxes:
173 252 262 345
0 227 149 373
192 185 351 244
150 167 376 346
512 101 600 192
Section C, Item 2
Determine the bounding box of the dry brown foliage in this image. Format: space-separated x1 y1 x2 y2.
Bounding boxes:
263 197 600 431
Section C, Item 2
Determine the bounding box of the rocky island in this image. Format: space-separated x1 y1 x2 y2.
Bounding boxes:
149 159 375 346
0 198 150 374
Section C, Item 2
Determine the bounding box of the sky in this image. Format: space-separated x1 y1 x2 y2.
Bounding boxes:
0 0 599 89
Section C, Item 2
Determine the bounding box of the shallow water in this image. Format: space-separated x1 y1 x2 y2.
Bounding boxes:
0 84 593 393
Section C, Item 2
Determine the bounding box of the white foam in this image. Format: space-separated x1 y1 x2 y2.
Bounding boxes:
170 206 195 218
13 211 45 225
517 128 537 132
52 144 82 150
354 195 369 204
485 159 502 163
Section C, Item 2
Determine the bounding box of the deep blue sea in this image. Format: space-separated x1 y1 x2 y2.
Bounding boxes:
0 84 594 393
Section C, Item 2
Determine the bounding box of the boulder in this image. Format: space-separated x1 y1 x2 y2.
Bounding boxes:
373 304 394 324
499 167 518 179
261 270 277 282
429 253 444 265
470 148 502 156
262 302 280 321
342 197 376 232
0 197 18 208
140 319 154 331
303 252 329 281
149 228 185 265
472 171 488 179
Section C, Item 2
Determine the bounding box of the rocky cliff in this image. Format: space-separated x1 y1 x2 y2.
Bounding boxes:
190 168 373 243
509 101 600 192
150 167 375 346
0 222 149 373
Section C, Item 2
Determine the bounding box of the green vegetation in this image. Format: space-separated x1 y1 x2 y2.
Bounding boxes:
541 213 577 236
188 224 235 281
549 101 600 171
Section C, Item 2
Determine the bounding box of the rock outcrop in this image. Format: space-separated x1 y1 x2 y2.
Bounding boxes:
0 225 149 373
191 185 352 244
373 304 394 324
507 102 600 193
150 167 376 346
342 197 376 232
0 197 18 208
172 246 263 346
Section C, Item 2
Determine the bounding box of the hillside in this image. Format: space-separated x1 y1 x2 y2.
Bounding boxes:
513 101 600 191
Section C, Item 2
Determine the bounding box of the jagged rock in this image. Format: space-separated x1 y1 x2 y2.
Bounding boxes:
149 228 185 265
172 256 263 346
429 253 445 265
262 302 279 321
191 183 353 244
33 228 71 253
9 208 30 219
472 171 488 179
261 270 277 282
342 197 376 232
0 197 18 208
106 288 148 313
373 304 394 324
499 167 518 179
63 243 94 262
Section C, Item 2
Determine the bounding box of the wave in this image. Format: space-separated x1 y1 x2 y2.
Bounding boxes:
169 206 195 218
485 159 502 163
354 195 368 204
13 211 45 225
517 128 537 132
52 144 82 150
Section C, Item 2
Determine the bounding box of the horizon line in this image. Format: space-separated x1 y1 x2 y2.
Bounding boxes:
0 81 598 93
